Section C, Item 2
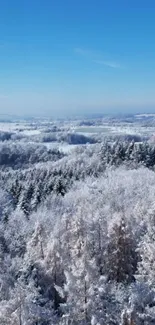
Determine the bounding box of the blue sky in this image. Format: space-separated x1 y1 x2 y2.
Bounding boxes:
0 0 155 116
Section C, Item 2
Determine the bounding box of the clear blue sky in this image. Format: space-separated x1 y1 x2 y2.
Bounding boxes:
0 0 155 116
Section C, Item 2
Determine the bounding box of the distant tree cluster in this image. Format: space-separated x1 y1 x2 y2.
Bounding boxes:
23 132 97 145
0 143 64 169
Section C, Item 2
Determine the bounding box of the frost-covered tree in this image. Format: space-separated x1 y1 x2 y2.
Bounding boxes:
137 223 155 287
106 218 137 284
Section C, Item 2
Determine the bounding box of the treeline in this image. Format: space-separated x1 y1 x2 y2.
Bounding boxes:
99 140 155 168
0 130 97 145
21 132 97 145
0 130 25 141
1 140 155 218
0 143 64 169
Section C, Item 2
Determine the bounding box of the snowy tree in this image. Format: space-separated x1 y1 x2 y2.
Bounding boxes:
137 223 155 287
106 218 137 284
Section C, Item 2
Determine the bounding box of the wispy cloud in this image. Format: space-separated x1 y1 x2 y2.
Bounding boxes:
75 48 96 57
74 47 122 69
93 60 121 69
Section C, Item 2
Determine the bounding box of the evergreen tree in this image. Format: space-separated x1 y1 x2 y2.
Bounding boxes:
106 218 137 284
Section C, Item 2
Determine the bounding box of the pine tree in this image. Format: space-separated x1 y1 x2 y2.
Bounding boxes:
106 218 137 284
137 224 155 287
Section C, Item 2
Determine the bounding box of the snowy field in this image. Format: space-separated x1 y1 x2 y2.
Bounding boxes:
1 114 155 152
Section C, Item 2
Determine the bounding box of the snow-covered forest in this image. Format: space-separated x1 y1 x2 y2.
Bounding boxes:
1 115 155 324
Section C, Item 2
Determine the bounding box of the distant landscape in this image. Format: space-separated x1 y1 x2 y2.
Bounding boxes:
0 113 155 324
